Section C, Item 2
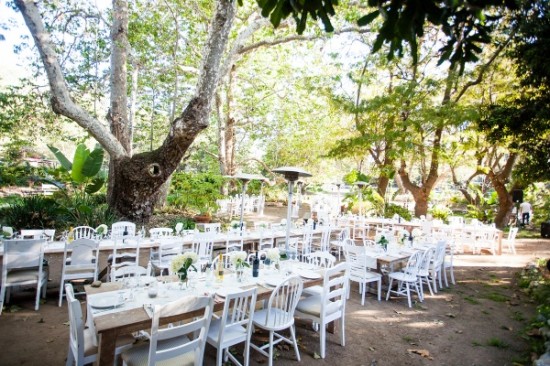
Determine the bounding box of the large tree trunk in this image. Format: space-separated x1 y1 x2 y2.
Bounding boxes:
484 152 518 228
17 0 237 222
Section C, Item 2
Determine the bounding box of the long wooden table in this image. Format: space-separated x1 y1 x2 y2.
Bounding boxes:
86 272 324 365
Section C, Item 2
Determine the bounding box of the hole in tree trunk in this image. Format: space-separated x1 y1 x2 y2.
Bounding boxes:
148 163 162 177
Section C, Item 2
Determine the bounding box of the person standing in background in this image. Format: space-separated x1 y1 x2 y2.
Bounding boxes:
519 201 533 225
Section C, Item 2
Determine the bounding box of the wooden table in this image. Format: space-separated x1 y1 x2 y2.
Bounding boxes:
87 274 324 365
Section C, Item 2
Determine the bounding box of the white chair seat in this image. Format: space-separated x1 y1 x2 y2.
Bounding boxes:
207 318 247 348
295 295 341 317
121 336 194 366
7 269 46 283
253 308 293 331
388 271 417 283
83 327 134 358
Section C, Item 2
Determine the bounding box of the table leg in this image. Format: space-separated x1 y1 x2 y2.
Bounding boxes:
98 331 117 365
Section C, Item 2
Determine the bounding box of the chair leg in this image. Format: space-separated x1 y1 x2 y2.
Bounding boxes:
361 283 365 306
405 282 411 308
385 278 394 301
58 280 64 307
0 285 6 315
377 279 381 301
450 267 455 285
320 321 326 358
35 279 42 311
289 325 301 362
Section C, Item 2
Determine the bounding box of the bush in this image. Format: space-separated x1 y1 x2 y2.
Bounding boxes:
168 172 223 214
384 203 412 220
0 195 66 231
429 204 452 222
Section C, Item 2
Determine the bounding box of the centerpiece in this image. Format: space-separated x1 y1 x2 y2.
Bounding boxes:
230 251 249 282
95 224 108 240
171 252 198 288
375 233 389 252
266 248 281 270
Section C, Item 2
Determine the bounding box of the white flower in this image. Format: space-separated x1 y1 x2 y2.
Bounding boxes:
95 224 108 236
266 248 280 261
374 233 382 243
412 228 422 238
175 222 183 233
230 251 248 265
171 252 198 274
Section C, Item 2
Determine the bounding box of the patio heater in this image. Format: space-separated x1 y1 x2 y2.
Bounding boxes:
354 181 368 217
272 167 312 254
227 173 267 232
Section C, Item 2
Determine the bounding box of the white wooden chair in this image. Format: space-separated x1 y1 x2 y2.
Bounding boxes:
505 227 519 254
192 233 214 265
65 284 133 365
121 295 214 366
343 242 382 305
70 226 97 240
330 227 349 260
416 246 436 300
58 238 99 306
250 275 303 366
149 227 173 240
206 287 257 366
295 262 349 358
386 250 424 308
0 239 48 315
150 237 182 276
111 221 136 240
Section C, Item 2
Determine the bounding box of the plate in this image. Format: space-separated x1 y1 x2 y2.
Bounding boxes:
295 269 321 280
216 286 242 298
89 293 123 309
265 276 286 287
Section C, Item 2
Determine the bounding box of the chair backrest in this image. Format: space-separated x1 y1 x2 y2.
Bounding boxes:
65 238 99 267
147 295 214 366
20 229 55 241
262 275 303 328
432 241 447 268
157 237 183 262
3 239 44 270
304 251 335 268
320 262 349 316
344 244 377 279
225 236 244 253
149 227 174 239
317 225 332 252
192 233 214 262
111 235 140 269
71 226 97 240
65 284 87 365
418 247 435 273
215 287 257 347
338 227 350 242
403 250 424 277
110 265 149 282
111 221 136 240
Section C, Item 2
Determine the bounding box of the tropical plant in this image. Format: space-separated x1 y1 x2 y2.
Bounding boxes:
48 143 105 194
384 203 412 221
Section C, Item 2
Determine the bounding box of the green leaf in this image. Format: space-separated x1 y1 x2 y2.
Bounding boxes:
47 145 72 171
71 144 89 183
82 146 104 178
85 176 105 194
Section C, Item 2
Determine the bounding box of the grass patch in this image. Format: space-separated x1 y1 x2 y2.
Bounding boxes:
402 335 415 343
472 340 483 347
486 337 509 349
485 292 508 302
511 311 526 322
464 296 480 305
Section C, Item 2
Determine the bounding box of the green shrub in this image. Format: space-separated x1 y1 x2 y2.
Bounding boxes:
168 172 223 215
0 195 66 231
384 203 412 220
429 204 452 222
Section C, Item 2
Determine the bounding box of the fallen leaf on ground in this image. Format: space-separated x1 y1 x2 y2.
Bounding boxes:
445 296 454 302
313 352 321 359
407 349 434 360
446 313 456 318
393 310 403 314
455 330 463 334
368 347 375 351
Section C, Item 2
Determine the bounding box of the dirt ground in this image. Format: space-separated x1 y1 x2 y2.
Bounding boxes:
1 207 549 366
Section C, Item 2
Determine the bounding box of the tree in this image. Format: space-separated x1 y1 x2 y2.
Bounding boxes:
15 0 236 222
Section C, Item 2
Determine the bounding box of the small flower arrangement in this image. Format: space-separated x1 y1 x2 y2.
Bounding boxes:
95 224 108 239
230 220 240 230
171 252 198 282
266 248 280 262
375 233 389 250
230 251 249 269
400 229 409 244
